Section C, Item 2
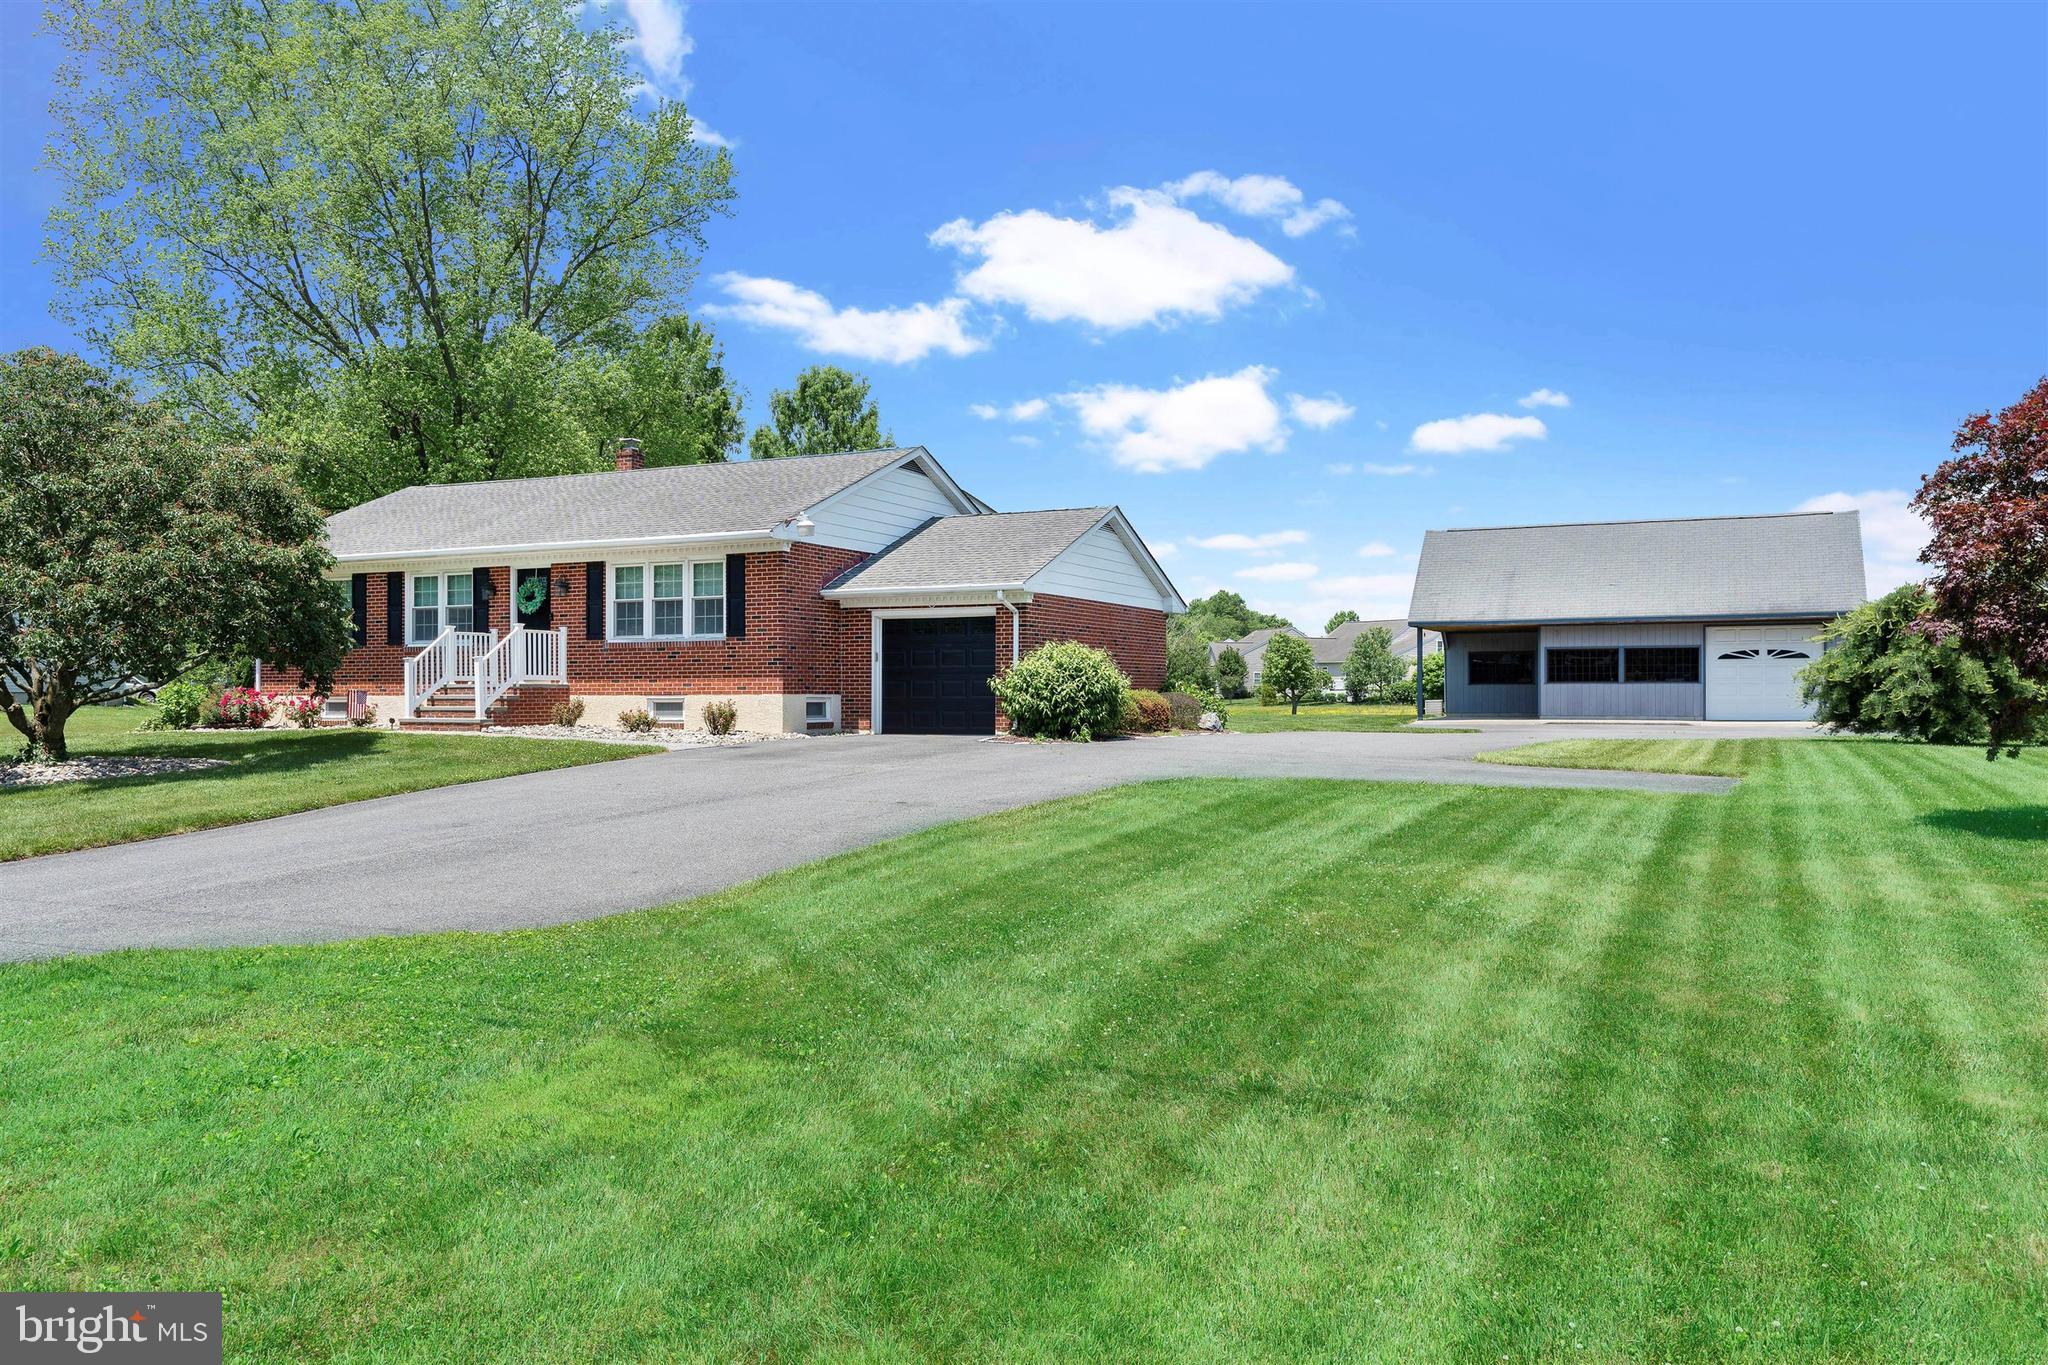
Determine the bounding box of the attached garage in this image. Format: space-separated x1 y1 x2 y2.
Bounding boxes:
879 616 997 735
825 506 1185 735
1704 624 1823 721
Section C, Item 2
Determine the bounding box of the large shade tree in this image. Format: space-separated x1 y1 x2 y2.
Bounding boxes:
1 350 351 760
748 366 892 459
576 315 745 467
45 0 737 509
1913 377 2048 754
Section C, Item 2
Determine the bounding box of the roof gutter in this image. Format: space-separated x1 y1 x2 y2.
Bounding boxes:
331 527 788 563
822 580 1033 600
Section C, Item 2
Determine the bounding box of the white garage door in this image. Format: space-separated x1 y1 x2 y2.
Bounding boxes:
1705 625 1822 721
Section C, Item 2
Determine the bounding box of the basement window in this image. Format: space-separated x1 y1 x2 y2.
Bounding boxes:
650 698 688 724
1546 648 1620 685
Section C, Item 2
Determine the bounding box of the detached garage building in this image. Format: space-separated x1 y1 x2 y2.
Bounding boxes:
1408 511 1866 721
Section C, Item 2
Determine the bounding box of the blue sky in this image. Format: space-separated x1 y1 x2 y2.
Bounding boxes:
2 3 2043 628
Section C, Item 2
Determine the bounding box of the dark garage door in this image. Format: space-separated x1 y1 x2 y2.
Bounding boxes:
882 616 997 734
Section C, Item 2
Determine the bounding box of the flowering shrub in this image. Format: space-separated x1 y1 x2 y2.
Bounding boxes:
702 699 738 735
273 694 322 728
211 687 272 728
617 707 656 733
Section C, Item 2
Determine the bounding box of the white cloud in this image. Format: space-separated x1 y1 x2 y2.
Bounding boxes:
1007 398 1048 421
1165 171 1354 237
1235 561 1320 583
1357 541 1396 558
1061 365 1286 472
1410 413 1548 454
1325 462 1354 476
932 189 1293 330
1189 529 1310 553
1793 489 1928 593
619 0 690 86
1362 462 1423 476
704 274 985 364
968 403 999 420
1009 434 1041 448
1288 393 1356 429
1146 539 1178 559
1518 387 1571 409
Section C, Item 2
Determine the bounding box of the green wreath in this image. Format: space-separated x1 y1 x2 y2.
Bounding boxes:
515 576 549 615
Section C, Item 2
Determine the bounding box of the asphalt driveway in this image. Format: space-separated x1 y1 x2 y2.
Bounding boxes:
0 722 1808 961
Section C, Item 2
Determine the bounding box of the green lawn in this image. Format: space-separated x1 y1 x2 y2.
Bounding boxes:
1474 736 1776 777
1228 699 1452 732
0 707 658 861
2 741 2044 1360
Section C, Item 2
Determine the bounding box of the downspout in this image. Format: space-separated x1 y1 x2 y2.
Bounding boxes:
995 590 1021 664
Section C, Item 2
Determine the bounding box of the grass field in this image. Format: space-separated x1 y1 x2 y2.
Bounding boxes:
1227 699 1451 732
2 739 2044 1359
0 707 658 861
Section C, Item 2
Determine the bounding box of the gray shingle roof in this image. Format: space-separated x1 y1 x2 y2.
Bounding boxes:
824 508 1111 593
1318 619 1441 666
1408 511 1867 626
324 448 919 559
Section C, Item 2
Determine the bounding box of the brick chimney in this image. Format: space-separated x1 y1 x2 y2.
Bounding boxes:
614 437 645 471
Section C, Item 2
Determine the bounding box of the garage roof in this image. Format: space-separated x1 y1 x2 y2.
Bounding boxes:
1408 511 1867 626
823 507 1183 608
324 448 943 559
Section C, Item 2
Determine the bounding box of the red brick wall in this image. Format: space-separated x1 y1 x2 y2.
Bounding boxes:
267 550 871 704
1014 593 1169 690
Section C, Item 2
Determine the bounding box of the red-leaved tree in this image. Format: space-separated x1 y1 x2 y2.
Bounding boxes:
1912 377 2048 754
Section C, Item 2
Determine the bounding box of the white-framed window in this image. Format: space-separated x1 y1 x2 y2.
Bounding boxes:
610 560 726 640
409 572 474 643
650 697 688 723
321 696 349 719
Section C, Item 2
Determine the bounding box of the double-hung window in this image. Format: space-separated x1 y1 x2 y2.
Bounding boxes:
612 560 726 640
408 572 474 643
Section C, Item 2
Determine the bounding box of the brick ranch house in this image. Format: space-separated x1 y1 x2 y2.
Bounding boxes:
262 444 1185 735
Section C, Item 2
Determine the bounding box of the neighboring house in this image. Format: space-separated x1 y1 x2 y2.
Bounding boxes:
1313 619 1442 694
263 444 1184 735
1407 511 1866 720
1210 620 1440 693
1207 626 1295 687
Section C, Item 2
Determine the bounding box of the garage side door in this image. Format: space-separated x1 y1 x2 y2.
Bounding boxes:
1704 625 1822 721
881 617 997 734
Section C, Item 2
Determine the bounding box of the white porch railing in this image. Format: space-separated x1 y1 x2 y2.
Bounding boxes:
401 628 498 718
472 625 569 720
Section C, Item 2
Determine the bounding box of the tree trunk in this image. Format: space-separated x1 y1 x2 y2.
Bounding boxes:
5 676 76 762
1290 695 1299 715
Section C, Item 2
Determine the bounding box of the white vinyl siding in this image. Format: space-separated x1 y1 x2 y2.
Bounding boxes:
610 559 725 640
1027 524 1169 610
806 464 968 552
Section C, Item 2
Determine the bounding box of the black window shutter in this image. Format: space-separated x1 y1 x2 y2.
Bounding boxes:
725 553 746 639
385 571 405 646
585 561 606 640
350 573 369 647
471 567 493 631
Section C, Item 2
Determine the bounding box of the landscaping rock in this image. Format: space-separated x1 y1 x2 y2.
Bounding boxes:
478 724 812 750
0 755 230 788
1198 711 1225 731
